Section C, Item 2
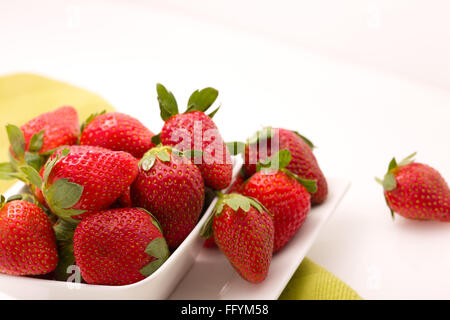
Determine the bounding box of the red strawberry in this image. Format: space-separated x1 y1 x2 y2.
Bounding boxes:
32 145 111 209
73 208 169 285
226 169 247 195
0 197 58 276
203 236 217 248
80 111 155 158
49 145 111 156
203 171 248 248
241 150 316 253
376 153 450 221
20 106 79 154
200 193 274 283
242 127 327 204
131 146 205 249
3 106 79 177
36 147 138 220
154 84 232 190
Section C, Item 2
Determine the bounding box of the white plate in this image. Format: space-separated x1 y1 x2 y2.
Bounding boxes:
169 177 351 300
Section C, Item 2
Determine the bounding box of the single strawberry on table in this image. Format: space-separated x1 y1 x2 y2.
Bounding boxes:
131 145 205 249
376 152 450 221
0 195 58 276
200 193 274 283
73 207 169 285
80 111 156 159
241 150 317 253
153 84 232 190
239 127 327 204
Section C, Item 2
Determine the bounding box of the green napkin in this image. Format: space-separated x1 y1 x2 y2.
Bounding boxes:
279 258 361 300
0 73 361 300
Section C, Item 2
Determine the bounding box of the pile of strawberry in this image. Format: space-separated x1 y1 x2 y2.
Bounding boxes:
0 84 330 285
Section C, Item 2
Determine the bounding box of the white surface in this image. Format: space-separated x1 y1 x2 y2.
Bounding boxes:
0 0 449 299
169 178 350 300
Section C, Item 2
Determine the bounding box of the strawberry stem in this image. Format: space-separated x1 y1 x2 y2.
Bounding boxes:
398 152 417 166
280 168 317 194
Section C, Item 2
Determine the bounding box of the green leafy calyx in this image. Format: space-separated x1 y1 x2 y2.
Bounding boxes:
140 145 202 171
140 237 170 277
19 166 43 189
156 83 179 121
280 169 318 194
256 149 292 172
376 152 417 192
2 124 57 186
292 131 315 149
207 105 221 118
6 124 26 160
28 130 45 153
0 162 21 181
151 133 161 145
186 87 219 114
139 145 173 171
199 192 270 239
42 149 86 218
216 192 267 215
254 150 317 193
375 152 417 220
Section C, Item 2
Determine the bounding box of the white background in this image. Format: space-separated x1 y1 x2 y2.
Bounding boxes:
1 0 449 299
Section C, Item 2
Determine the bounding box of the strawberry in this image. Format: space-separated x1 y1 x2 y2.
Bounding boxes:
226 169 247 195
203 170 248 248
73 208 169 285
241 150 316 253
32 145 111 208
0 106 80 183
376 153 450 221
200 193 274 283
131 145 205 249
49 144 111 156
153 84 232 190
240 127 327 204
23 147 138 220
80 111 155 158
19 106 79 155
0 196 58 276
203 236 218 248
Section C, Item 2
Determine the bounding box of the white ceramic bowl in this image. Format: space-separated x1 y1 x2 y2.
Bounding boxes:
0 157 242 299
